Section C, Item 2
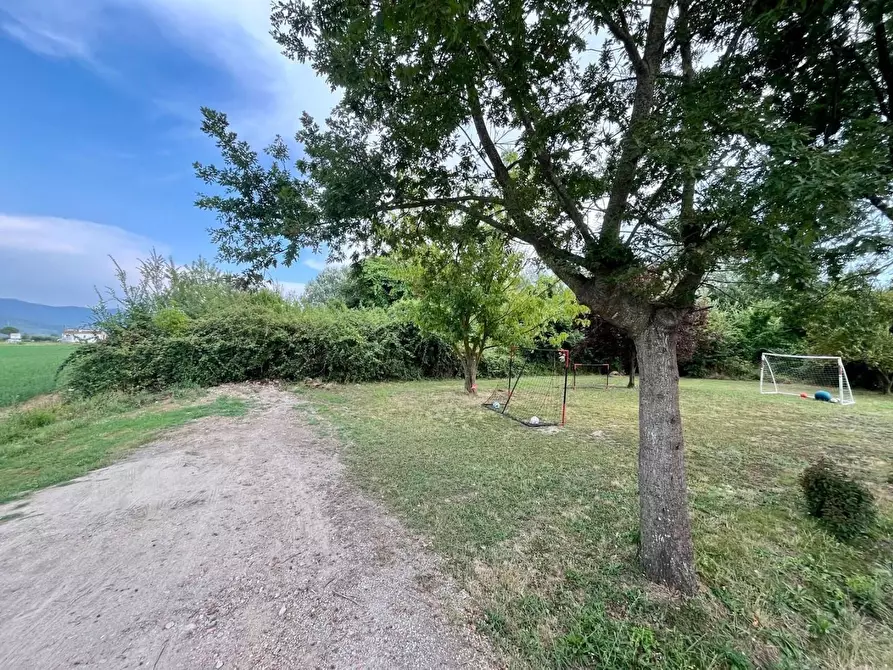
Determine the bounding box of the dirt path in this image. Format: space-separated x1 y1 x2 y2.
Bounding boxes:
0 385 495 669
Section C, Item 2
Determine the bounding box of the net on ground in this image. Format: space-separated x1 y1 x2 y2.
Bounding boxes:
483 348 569 426
760 353 855 405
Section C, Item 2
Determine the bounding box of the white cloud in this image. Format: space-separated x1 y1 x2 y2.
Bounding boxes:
0 214 165 306
1 20 92 60
303 258 329 271
0 0 338 141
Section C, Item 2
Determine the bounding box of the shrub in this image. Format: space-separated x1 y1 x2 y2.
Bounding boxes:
153 307 191 335
62 301 459 395
799 458 877 542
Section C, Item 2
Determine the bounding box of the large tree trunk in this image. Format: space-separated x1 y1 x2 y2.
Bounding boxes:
882 373 892 395
462 352 478 394
634 322 698 594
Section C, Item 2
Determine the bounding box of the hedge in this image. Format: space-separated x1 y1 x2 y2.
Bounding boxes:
61 304 460 395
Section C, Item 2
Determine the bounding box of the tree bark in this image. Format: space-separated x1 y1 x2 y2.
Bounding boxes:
634 321 698 594
628 342 637 388
462 352 479 395
882 372 892 395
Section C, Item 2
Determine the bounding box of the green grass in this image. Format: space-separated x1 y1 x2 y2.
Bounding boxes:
0 343 76 407
0 392 246 503
301 378 893 669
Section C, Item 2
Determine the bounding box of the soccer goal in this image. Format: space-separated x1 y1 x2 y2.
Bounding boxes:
760 353 855 405
483 348 569 426
572 362 610 390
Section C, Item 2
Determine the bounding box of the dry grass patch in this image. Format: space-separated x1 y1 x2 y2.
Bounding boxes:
301 378 893 669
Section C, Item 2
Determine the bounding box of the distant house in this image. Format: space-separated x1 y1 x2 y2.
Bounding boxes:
61 328 106 344
8 333 22 343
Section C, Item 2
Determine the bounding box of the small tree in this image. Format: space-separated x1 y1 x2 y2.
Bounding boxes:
399 236 581 394
809 287 893 394
0 326 19 335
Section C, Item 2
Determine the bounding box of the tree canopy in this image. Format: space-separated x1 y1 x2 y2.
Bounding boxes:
301 266 350 306
301 257 410 307
197 1 891 309
397 235 582 392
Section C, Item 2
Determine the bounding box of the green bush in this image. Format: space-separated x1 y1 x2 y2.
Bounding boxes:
479 348 513 379
799 458 877 542
153 307 191 335
62 301 459 395
681 299 805 379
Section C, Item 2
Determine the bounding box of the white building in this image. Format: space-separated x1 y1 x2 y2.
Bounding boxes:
8 333 22 343
61 329 106 344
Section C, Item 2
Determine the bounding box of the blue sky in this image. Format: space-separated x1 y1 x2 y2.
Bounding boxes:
0 0 339 306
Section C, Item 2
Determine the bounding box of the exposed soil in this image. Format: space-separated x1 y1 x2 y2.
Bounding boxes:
0 385 495 669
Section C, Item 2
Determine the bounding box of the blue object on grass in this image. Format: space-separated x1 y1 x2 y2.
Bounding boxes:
815 390 832 402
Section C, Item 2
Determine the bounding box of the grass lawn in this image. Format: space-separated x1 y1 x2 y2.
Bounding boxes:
0 343 77 408
0 392 246 504
301 377 893 669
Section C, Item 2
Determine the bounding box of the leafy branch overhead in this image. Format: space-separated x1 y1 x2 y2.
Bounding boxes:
196 1 891 316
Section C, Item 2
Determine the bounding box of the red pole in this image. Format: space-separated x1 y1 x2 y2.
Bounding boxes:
560 349 569 426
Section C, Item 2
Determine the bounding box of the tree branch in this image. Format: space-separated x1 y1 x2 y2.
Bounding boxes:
599 0 673 244
871 4 893 116
466 83 515 188
473 30 595 247
677 0 697 243
626 171 677 246
598 11 647 77
381 195 504 211
829 40 890 117
869 195 893 223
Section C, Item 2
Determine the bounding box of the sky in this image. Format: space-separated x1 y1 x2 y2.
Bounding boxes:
0 0 339 306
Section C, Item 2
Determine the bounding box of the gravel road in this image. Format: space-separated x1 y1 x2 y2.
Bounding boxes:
0 385 494 669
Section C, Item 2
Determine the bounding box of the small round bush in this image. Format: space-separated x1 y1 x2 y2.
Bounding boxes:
799 458 877 542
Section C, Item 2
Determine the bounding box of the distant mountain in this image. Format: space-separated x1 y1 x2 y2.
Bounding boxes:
0 299 98 336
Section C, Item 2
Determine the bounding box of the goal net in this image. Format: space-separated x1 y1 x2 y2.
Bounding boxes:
483 348 569 426
572 363 610 390
760 353 855 405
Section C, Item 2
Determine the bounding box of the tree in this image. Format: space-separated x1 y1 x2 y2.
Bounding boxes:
398 235 581 394
194 1 891 592
301 257 410 308
809 287 893 394
301 266 350 306
0 326 19 335
343 256 410 309
740 0 893 230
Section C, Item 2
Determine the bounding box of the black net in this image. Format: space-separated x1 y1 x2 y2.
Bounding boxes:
483 348 569 427
572 363 610 390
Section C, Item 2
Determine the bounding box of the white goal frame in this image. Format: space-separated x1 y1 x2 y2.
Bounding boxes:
760 353 855 405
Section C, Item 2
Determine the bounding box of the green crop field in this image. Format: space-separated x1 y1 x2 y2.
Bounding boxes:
0 344 76 408
302 377 893 669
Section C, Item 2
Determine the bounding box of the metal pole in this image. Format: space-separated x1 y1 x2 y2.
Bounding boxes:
560 349 569 426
